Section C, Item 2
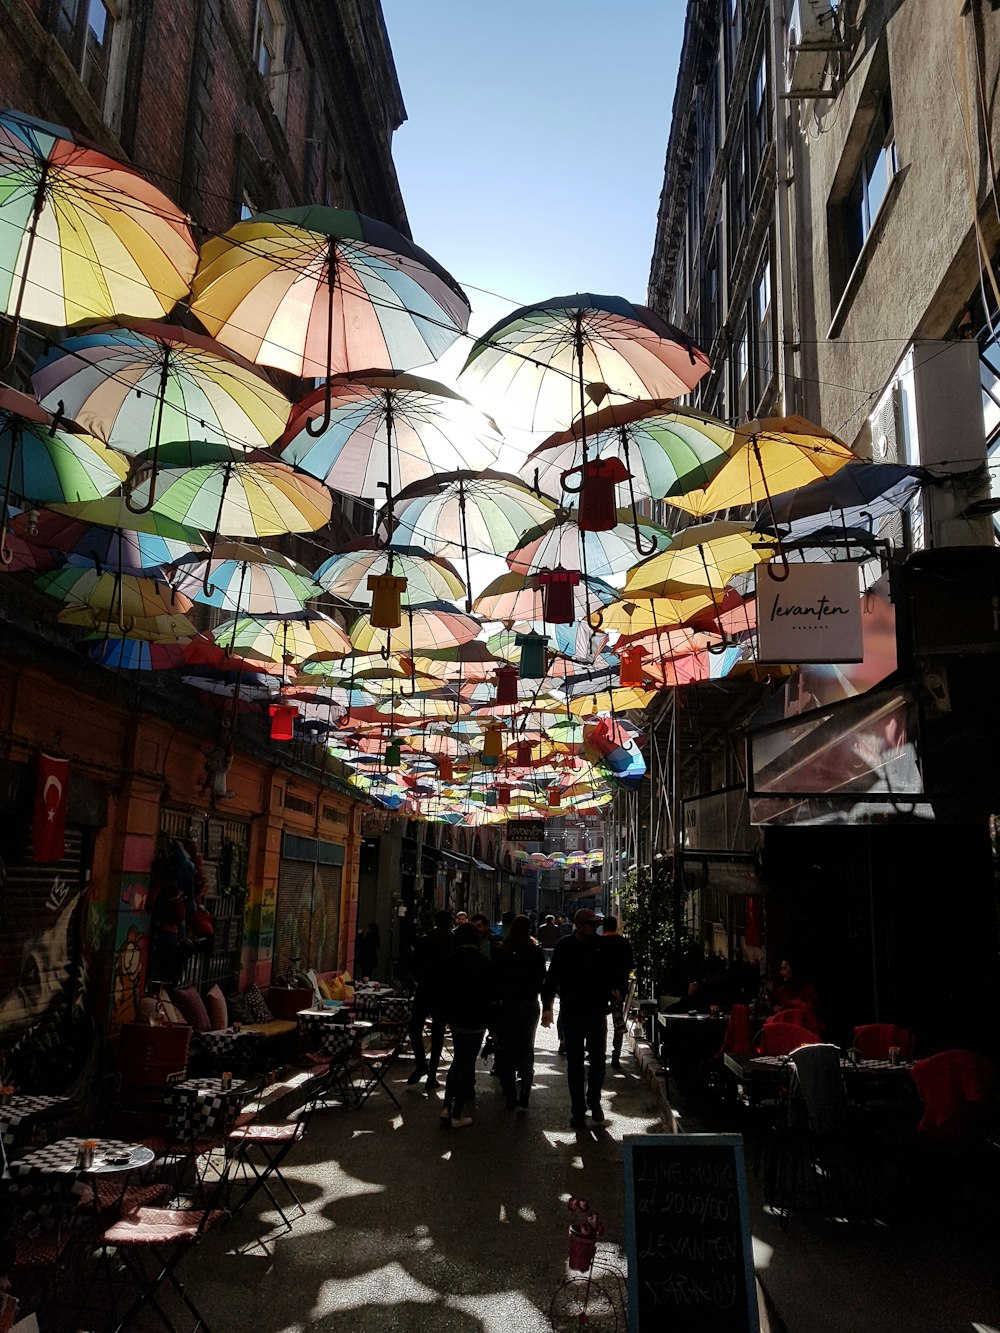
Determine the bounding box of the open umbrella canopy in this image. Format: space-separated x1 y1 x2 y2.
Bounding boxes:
12 506 201 574
596 591 718 635
507 508 673 581
623 521 775 595
460 293 710 432
189 206 471 379
349 603 482 654
168 542 323 614
215 610 352 665
0 109 197 329
313 540 465 606
385 469 555 559
128 442 332 538
567 687 655 717
472 570 618 623
281 371 501 503
525 400 736 503
32 322 291 455
36 568 194 638
0 388 128 505
666 415 857 519
753 462 926 538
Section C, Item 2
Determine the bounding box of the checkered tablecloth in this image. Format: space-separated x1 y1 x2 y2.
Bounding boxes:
169 1077 248 1142
10 1136 143 1179
316 1022 368 1060
195 1029 265 1059
0 1094 69 1150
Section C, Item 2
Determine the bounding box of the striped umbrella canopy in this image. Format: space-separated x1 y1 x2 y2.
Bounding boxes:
13 504 204 574
35 567 194 639
168 542 323 615
215 610 352 665
32 322 290 458
0 110 196 334
644 644 744 687
524 401 736 503
623 522 776 596
459 293 710 433
349 603 482 654
385 469 555 560
597 592 717 635
666 416 857 520
473 571 617 624
282 373 502 510
127 442 332 552
567 688 656 717
87 639 186 671
507 508 673 582
190 206 470 441
313 540 465 606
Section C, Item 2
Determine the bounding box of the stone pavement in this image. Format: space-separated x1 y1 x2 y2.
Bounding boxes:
182 1017 667 1332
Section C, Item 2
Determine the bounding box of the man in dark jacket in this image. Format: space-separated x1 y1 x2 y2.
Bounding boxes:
600 915 634 1069
406 910 453 1091
541 907 615 1127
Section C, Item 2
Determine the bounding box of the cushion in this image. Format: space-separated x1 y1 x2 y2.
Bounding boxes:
171 987 211 1033
227 992 254 1025
241 983 275 1025
317 975 333 1000
204 984 228 1031
329 976 345 1001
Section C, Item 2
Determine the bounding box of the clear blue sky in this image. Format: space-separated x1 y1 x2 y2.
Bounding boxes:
381 1 686 346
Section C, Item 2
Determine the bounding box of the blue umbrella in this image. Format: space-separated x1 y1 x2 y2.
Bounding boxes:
754 462 926 539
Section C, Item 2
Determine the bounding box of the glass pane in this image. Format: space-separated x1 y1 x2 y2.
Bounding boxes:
865 143 892 227
87 0 107 43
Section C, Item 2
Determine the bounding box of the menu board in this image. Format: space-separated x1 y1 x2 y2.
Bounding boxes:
623 1134 758 1333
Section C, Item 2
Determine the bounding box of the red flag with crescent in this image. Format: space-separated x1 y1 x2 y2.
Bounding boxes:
33 753 69 863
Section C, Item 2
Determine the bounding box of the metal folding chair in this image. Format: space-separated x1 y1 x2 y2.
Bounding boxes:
354 997 411 1111
224 1086 322 1237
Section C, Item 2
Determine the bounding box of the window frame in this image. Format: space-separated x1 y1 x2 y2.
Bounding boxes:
253 0 290 124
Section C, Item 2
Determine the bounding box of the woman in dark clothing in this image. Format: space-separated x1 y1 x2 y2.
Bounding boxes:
493 914 546 1110
441 922 494 1128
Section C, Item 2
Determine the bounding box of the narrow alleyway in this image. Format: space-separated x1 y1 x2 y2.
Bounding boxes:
189 1020 664 1332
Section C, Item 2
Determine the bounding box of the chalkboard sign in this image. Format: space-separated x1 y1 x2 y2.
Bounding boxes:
623 1134 758 1333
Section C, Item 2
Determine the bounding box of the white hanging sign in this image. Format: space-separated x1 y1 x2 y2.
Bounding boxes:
755 562 864 663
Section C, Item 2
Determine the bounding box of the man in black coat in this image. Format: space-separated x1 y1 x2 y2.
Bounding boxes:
541 907 615 1128
406 910 454 1090
600 915 634 1069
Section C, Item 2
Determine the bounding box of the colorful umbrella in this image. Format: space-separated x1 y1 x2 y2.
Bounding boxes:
507 508 673 581
666 415 857 520
168 543 323 615
0 110 196 347
472 571 618 624
349 604 482 654
12 506 200 575
525 400 736 503
460 293 710 432
596 593 717 635
189 206 470 432
567 688 655 717
753 462 926 539
32 322 290 460
216 610 352 665
281 371 500 509
127 442 332 574
623 522 775 595
386 467 556 562
36 567 194 637
313 540 465 606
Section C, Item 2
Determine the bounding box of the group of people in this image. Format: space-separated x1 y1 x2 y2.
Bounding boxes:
406 907 634 1130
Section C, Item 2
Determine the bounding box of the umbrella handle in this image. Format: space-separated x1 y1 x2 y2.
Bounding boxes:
125 458 157 515
305 379 333 437
586 608 604 632
0 524 11 568
560 464 584 495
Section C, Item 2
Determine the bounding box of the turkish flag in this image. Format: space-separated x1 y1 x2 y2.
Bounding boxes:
33 753 69 863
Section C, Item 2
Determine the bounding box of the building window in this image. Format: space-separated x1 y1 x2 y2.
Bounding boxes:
843 91 897 275
732 318 750 420
253 0 289 122
239 191 257 222
751 46 769 178
728 126 747 264
51 0 126 124
753 259 773 404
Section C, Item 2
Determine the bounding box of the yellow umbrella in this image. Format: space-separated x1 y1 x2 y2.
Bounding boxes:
568 688 655 717
596 591 717 635
667 415 856 519
623 522 775 595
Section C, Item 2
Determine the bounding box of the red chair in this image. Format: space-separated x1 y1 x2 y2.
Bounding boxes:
909 1050 1000 1139
768 1007 822 1036
852 1023 914 1061
757 1023 821 1057
717 1004 752 1057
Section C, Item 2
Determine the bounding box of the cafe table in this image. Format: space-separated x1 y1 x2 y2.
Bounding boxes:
724 1051 916 1097
8 1136 156 1222
168 1076 249 1143
0 1093 71 1154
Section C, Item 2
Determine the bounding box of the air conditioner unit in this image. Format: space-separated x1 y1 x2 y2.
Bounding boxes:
868 376 924 553
786 0 840 96
869 381 902 464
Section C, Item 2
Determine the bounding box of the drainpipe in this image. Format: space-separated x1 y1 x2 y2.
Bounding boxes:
772 0 799 416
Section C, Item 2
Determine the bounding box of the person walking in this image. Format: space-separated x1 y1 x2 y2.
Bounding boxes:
440 922 493 1128
541 907 615 1128
406 909 453 1091
493 914 546 1111
538 914 560 964
600 915 634 1069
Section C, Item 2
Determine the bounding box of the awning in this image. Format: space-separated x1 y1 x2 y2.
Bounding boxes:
473 858 495 872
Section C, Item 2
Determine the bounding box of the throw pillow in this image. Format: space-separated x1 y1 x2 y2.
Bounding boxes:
204 984 228 1031
241 983 275 1025
317 976 333 1000
171 986 211 1033
227 992 253 1025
